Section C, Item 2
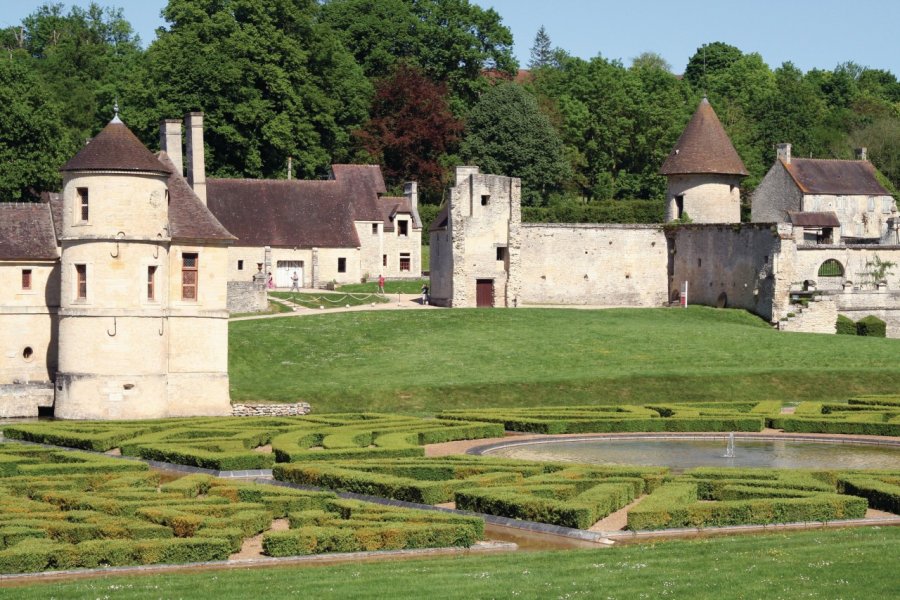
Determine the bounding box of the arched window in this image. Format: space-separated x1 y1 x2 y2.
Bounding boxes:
818 259 844 278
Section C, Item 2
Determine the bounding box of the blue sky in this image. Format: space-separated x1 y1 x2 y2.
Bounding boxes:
3 0 899 75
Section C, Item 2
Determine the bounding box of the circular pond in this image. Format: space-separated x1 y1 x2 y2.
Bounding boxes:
480 436 900 471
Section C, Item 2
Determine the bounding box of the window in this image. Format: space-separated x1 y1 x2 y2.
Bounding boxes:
237 260 244 271
883 198 893 214
337 257 346 273
21 269 32 291
383 254 387 267
481 195 490 206
868 196 876 212
75 264 87 300
818 259 844 278
675 195 684 219
400 253 411 272
496 247 507 261
372 223 379 234
147 266 157 300
398 220 408 236
181 253 198 300
77 188 89 221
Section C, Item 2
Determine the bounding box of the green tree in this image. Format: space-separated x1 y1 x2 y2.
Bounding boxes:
528 25 553 69
0 59 74 200
134 0 371 179
684 42 743 91
460 82 570 204
320 0 516 107
6 2 144 143
631 51 671 72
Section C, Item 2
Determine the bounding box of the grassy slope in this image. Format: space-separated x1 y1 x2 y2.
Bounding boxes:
229 307 900 413
4 527 897 599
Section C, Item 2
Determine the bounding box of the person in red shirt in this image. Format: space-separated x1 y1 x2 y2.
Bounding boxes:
378 274 385 294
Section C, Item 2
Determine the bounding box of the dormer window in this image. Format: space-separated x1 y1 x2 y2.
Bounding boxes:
77 188 89 222
372 223 379 235
398 220 408 236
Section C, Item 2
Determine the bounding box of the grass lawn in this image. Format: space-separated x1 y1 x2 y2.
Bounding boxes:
4 527 897 599
229 306 900 413
270 291 389 309
230 300 294 318
337 278 429 294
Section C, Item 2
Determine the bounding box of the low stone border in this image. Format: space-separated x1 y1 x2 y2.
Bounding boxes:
0 541 517 584
231 402 311 417
466 431 900 456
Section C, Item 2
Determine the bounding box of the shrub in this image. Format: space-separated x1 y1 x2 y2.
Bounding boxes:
836 314 857 335
856 315 886 337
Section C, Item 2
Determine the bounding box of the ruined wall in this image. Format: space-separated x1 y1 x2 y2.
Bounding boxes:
518 225 667 306
669 224 783 321
751 162 802 223
792 246 900 291
778 297 837 334
801 193 896 240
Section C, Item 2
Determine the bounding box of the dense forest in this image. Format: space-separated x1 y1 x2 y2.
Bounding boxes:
3 0 900 225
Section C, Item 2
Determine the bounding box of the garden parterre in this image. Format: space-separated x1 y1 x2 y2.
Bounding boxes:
771 395 900 436
0 446 483 574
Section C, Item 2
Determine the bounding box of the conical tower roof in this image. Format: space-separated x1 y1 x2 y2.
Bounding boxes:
659 98 748 177
61 118 169 174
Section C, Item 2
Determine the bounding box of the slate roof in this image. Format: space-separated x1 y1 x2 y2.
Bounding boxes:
0 202 59 260
788 211 841 228
783 159 890 196
660 98 748 176
61 119 170 174
331 164 387 223
206 178 360 248
157 153 235 242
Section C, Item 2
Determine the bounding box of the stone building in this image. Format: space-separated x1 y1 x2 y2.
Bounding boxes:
0 113 235 418
159 117 423 289
751 143 898 243
431 99 900 336
660 98 747 224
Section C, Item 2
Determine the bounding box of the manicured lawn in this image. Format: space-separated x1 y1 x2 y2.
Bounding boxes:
229 307 900 413
4 527 897 599
337 277 429 294
270 291 389 309
230 300 294 318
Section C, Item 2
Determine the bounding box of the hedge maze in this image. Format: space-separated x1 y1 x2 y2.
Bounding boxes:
0 446 484 573
770 396 900 436
627 467 877 530
439 402 780 434
2 414 504 471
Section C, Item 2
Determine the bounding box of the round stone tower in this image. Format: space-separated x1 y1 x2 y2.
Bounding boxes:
660 98 748 224
55 114 173 419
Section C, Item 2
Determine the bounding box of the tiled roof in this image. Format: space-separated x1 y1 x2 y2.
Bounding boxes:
331 164 387 223
157 153 235 242
206 178 360 248
788 211 841 228
0 202 59 260
379 196 421 232
783 159 890 196
660 98 748 176
61 119 170 174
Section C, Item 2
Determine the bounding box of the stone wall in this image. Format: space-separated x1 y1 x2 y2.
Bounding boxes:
0 383 54 418
519 224 668 306
231 402 311 416
227 280 267 314
669 223 783 321
751 161 802 223
778 297 837 334
832 289 900 338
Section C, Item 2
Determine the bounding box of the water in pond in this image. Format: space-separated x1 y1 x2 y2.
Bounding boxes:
485 439 900 471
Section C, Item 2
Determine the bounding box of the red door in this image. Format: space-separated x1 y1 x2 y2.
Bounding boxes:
476 279 494 307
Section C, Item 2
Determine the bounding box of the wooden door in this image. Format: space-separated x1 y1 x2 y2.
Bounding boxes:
476 279 494 307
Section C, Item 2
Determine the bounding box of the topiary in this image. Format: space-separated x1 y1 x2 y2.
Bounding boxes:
836 314 857 335
856 315 887 337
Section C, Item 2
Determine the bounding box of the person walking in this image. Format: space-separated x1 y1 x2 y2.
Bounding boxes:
290 271 300 292
378 274 385 294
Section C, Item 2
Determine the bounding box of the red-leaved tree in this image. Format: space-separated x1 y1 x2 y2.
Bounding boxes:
354 63 463 201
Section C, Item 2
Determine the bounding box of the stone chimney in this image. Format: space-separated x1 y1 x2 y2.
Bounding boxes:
855 147 868 161
403 181 418 210
185 112 206 204
776 143 791 165
159 119 183 176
